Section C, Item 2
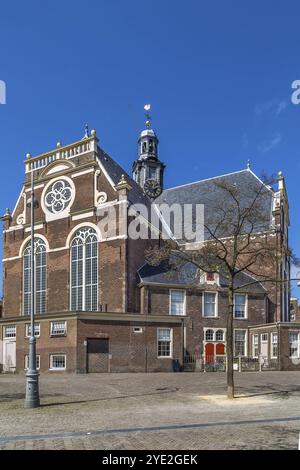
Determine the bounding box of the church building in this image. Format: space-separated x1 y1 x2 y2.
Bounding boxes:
1 115 300 373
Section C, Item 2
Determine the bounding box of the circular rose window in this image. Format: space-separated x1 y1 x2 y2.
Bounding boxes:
44 179 73 214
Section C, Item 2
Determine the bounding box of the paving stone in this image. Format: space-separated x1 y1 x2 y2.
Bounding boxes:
0 372 300 450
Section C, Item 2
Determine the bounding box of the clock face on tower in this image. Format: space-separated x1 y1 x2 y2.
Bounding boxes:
143 178 162 199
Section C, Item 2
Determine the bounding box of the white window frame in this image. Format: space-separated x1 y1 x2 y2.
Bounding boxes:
157 328 173 359
234 294 248 319
202 291 218 318
289 332 300 358
25 323 40 338
23 237 47 316
50 321 67 337
234 329 247 357
252 334 259 358
3 325 16 339
205 329 214 341
70 227 98 312
169 289 186 316
205 272 219 285
203 327 226 343
261 333 268 343
133 327 143 333
270 332 278 359
25 354 40 370
49 354 67 370
215 329 224 342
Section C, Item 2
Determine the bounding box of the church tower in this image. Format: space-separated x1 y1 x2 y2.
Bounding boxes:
132 105 165 199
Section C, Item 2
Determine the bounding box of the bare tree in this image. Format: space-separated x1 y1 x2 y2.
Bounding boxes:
146 175 292 399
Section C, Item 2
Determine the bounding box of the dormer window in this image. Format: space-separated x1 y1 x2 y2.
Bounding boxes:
206 272 215 282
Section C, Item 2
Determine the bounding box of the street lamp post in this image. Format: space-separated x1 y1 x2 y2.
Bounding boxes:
25 167 40 408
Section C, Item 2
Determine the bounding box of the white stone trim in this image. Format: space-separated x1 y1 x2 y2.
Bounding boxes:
71 168 94 178
41 175 76 222
25 184 45 192
2 256 21 262
18 234 50 257
16 194 27 226
2 232 127 262
11 186 25 218
25 224 44 232
65 222 102 247
3 226 24 233
72 211 94 221
96 157 117 191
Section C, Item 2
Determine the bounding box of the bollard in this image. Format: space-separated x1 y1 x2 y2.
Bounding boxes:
259 354 262 372
238 354 242 373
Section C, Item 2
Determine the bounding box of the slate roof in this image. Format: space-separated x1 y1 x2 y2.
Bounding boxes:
97 146 151 209
138 259 266 293
155 169 274 242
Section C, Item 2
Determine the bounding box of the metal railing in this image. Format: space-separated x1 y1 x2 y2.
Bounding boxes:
183 354 279 372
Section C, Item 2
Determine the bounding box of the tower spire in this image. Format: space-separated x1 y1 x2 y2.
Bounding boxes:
131 105 165 198
144 104 151 128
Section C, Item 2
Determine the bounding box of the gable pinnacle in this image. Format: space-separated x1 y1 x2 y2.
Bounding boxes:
115 174 132 192
84 124 89 139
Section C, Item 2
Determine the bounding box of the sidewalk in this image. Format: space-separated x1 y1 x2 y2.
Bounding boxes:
0 371 300 449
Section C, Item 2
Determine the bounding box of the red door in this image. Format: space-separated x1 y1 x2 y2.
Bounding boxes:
216 343 225 355
205 343 214 363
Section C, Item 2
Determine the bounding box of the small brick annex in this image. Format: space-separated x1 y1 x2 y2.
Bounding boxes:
0 312 184 373
0 126 299 373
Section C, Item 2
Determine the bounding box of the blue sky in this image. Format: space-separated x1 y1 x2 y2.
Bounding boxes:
1 0 300 296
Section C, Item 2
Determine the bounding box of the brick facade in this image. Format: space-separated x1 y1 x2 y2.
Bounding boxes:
0 130 297 374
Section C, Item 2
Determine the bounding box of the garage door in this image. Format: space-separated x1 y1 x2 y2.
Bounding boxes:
87 338 109 373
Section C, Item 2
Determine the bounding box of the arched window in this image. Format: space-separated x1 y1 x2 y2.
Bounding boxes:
23 238 47 315
216 330 224 341
205 329 214 341
71 227 98 311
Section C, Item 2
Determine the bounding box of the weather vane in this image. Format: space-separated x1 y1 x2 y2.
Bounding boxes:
144 104 151 128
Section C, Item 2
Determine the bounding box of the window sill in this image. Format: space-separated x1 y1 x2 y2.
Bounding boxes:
49 368 66 371
157 356 173 359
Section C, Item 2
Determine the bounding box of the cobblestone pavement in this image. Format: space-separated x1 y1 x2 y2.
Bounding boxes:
0 371 300 450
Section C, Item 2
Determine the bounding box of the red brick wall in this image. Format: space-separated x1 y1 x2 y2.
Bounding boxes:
77 319 183 373
145 286 266 356
14 318 77 373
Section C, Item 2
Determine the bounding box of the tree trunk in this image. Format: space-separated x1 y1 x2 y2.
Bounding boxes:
226 284 234 399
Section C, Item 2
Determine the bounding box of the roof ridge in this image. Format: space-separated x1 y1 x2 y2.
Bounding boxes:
162 168 252 192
